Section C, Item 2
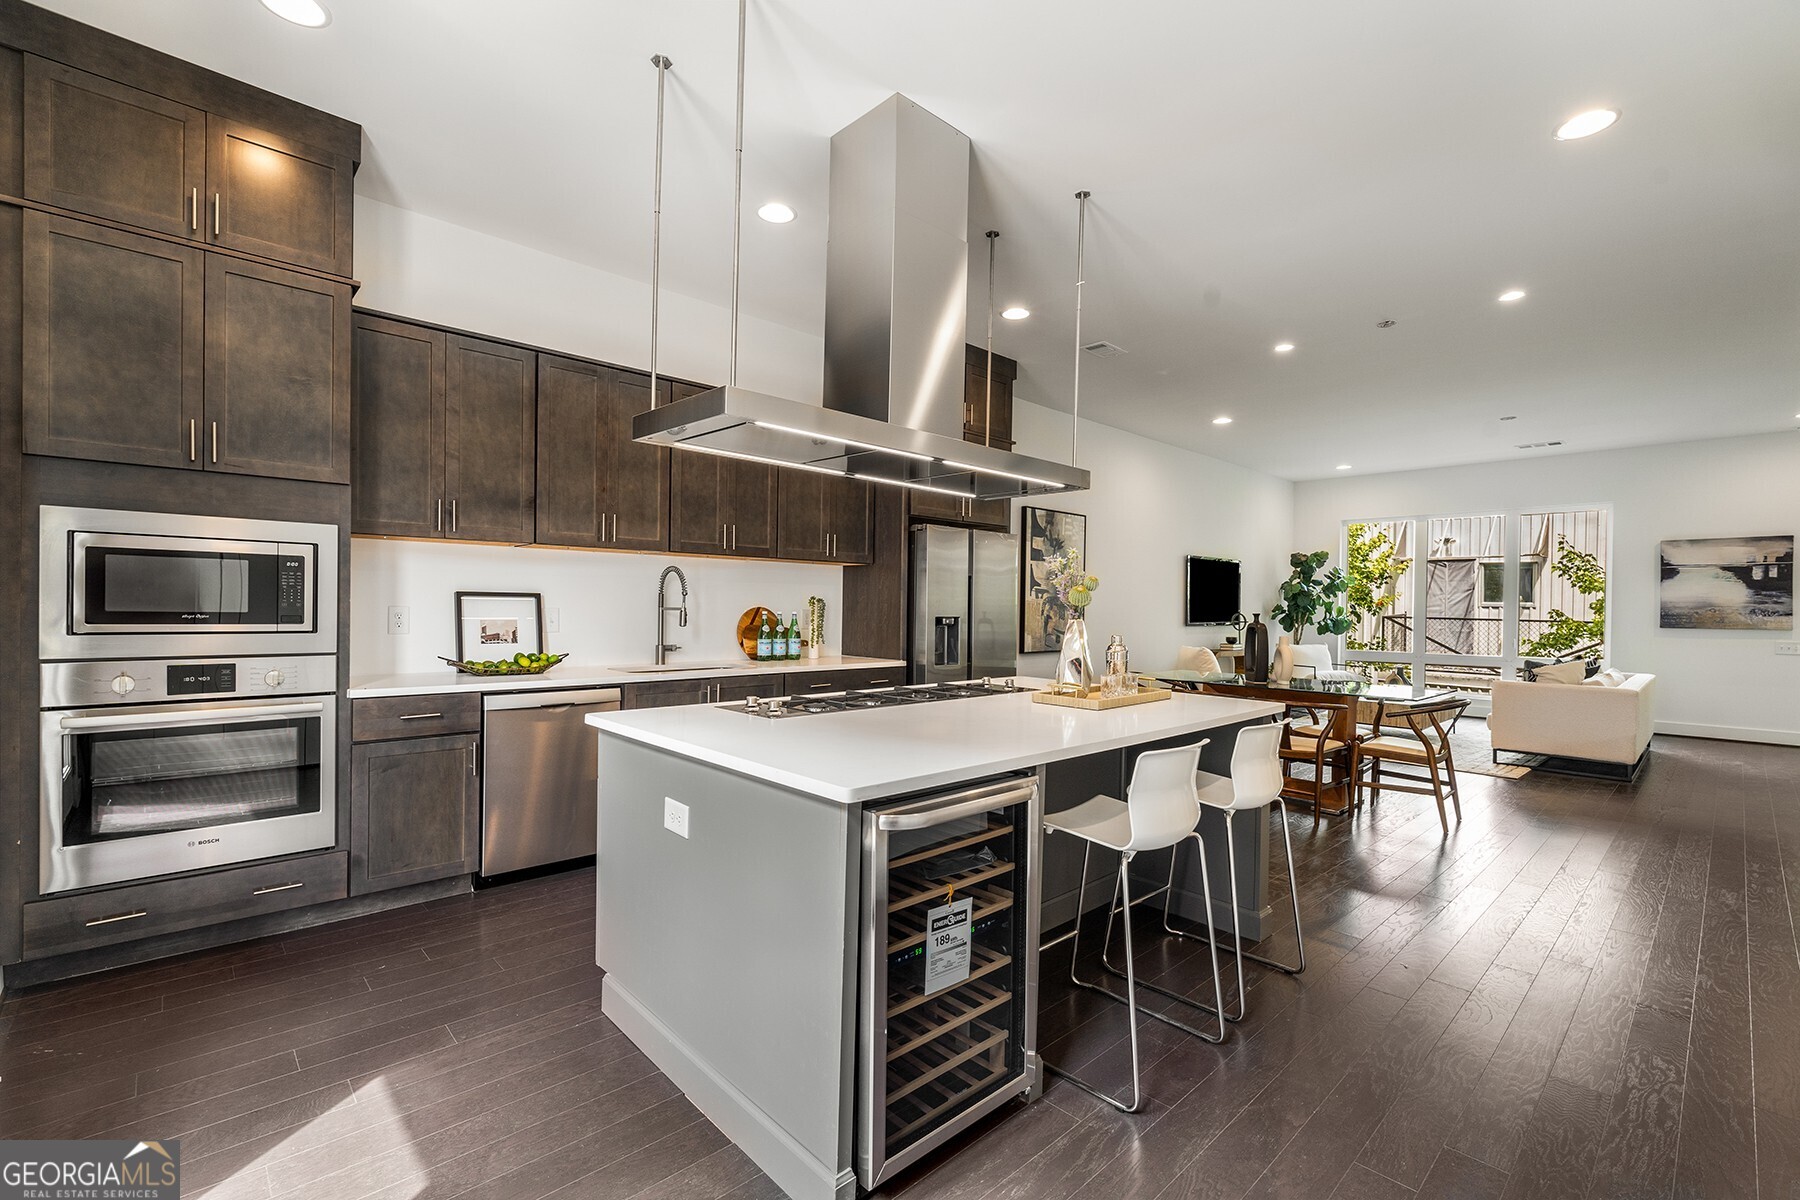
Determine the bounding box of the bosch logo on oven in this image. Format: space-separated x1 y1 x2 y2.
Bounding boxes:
189 837 222 847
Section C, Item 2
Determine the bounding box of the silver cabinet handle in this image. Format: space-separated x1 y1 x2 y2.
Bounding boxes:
210 421 219 463
85 910 147 928
808 682 833 689
435 498 444 532
189 418 198 462
731 524 739 551
867 678 892 685
191 187 199 231
450 499 458 533
252 881 304 896
720 524 728 549
213 192 221 235
397 712 443 721
878 778 1038 831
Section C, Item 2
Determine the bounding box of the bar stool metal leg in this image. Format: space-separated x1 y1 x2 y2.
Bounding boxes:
1092 835 1229 1039
1046 845 1145 1112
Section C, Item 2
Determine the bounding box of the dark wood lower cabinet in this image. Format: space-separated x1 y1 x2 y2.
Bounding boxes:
351 732 479 894
21 851 347 960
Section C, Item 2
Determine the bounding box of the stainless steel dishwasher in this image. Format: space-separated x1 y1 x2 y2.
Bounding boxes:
480 688 620 877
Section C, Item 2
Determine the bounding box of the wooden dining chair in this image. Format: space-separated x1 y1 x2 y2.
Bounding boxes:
1352 698 1471 833
1276 697 1360 829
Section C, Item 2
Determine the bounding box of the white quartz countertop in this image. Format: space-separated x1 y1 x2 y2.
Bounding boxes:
346 656 905 698
586 681 1284 803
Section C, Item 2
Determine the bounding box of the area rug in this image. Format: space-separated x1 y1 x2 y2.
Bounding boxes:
1447 716 1535 779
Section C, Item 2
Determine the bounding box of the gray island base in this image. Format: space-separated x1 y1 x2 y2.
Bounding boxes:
588 686 1283 1199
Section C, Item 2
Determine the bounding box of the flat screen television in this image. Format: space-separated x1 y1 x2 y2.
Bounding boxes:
1184 556 1242 626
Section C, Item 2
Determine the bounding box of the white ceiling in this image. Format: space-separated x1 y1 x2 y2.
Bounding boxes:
37 0 1800 480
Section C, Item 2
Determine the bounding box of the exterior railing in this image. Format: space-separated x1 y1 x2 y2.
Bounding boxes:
1348 613 1604 660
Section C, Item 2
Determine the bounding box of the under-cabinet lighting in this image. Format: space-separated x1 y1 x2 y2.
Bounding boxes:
750 421 934 462
672 440 846 475
939 461 1067 489
853 474 975 499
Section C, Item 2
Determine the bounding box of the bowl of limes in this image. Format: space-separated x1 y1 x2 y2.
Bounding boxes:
439 651 568 676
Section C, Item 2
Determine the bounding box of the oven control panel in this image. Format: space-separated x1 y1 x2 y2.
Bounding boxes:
41 655 338 708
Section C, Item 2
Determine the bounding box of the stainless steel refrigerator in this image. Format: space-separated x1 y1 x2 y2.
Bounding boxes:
909 525 1019 684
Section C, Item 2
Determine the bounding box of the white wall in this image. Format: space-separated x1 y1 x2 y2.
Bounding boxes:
1010 399 1295 679
350 539 840 675
350 198 840 679
1293 432 1800 745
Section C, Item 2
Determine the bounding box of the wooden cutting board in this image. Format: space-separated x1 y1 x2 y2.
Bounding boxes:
736 607 778 658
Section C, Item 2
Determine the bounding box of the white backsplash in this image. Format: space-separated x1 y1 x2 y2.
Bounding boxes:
351 539 844 677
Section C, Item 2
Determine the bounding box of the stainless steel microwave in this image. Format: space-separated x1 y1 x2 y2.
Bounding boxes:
40 506 339 660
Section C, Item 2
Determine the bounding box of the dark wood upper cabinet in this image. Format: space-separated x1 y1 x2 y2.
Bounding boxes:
22 212 203 469
204 254 350 483
23 57 206 240
963 344 1016 451
206 118 353 276
535 358 669 551
353 314 445 538
671 451 776 558
443 334 536 544
777 469 873 563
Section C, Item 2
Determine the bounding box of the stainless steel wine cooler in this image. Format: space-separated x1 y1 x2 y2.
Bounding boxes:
857 774 1042 1188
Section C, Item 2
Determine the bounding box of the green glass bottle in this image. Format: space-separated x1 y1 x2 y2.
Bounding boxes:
757 611 773 661
786 611 801 660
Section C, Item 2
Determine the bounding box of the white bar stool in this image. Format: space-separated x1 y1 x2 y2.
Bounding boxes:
1043 741 1228 1114
1156 719 1306 1022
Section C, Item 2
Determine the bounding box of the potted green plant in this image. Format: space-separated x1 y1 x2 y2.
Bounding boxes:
1269 550 1352 681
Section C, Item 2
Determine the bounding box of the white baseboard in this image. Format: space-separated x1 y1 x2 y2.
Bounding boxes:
1655 721 1800 747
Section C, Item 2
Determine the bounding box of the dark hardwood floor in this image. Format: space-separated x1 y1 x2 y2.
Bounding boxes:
3 734 1796 1199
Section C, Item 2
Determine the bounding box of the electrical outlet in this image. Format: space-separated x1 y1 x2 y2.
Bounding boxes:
1777 642 1800 657
663 797 689 839
387 605 410 635
546 607 562 634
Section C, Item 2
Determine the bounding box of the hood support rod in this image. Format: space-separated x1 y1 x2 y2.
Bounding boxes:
648 54 672 407
1071 190 1090 466
728 0 747 386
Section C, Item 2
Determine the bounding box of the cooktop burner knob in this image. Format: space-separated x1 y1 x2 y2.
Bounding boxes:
265 669 286 688
110 672 135 696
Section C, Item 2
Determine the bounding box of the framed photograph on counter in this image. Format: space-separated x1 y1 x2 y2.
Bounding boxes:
1021 507 1086 653
455 591 546 661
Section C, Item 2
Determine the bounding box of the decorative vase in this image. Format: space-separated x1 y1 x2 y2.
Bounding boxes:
1055 616 1094 694
1243 613 1269 683
1270 634 1295 683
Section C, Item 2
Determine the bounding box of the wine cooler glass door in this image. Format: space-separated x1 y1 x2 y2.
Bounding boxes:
859 774 1041 1188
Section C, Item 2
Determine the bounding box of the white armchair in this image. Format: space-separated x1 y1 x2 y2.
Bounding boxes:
1280 642 1362 684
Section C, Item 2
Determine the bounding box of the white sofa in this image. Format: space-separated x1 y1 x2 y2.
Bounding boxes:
1488 672 1656 775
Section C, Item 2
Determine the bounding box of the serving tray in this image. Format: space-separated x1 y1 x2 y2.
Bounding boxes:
1031 687 1172 711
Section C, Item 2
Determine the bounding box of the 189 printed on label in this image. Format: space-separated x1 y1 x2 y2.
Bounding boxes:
923 896 974 994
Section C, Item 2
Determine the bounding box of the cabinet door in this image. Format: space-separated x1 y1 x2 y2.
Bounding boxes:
351 734 478 894
670 451 729 555
968 497 1013 532
962 347 1015 451
353 314 445 537
23 57 206 239
207 118 353 275
204 255 350 483
22 213 203 468
723 456 777 557
907 488 967 525
444 334 536 544
775 469 827 560
603 371 671 550
534 355 605 548
823 475 874 564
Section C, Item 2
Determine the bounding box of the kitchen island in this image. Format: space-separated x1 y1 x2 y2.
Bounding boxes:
587 683 1282 1200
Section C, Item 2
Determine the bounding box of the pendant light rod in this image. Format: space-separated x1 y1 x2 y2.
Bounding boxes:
728 0 747 387
648 54 672 408
984 230 998 449
1071 190 1090 466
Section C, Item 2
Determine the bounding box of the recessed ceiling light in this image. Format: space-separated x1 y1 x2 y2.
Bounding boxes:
259 0 330 26
1273 342 1295 354
1554 109 1619 141
1212 416 1233 425
756 202 795 224
1000 306 1030 320
1498 289 1526 303
1335 464 1352 470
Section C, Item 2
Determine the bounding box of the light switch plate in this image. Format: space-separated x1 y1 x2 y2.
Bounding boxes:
1776 642 1800 656
663 797 689 839
387 605 410 635
546 607 562 634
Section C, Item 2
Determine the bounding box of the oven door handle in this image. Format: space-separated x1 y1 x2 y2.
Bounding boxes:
58 701 327 732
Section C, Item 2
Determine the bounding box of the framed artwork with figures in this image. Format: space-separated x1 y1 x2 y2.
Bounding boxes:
455 591 546 661
1021 507 1086 653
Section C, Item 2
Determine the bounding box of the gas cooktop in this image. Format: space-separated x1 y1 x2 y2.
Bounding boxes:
726 678 1025 718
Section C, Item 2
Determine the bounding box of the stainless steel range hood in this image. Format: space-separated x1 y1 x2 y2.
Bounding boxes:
634 95 1089 499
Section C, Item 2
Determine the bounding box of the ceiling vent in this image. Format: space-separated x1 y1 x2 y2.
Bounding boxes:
1515 440 1564 449
1082 340 1126 358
